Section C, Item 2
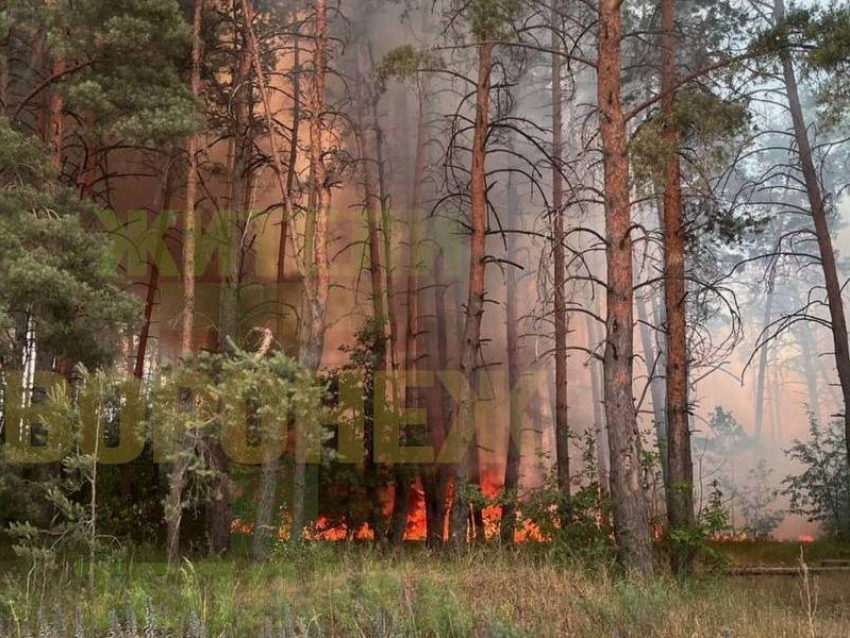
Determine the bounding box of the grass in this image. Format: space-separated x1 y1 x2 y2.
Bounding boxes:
713 539 850 566
1 542 849 636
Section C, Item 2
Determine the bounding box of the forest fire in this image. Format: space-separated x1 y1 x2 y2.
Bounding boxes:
5 0 850 633
230 468 551 543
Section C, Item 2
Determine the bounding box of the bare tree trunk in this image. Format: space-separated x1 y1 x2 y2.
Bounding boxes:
359 35 407 542
240 0 296 255
277 35 301 343
251 28 303 558
660 0 694 575
770 361 783 441
551 4 570 511
46 0 63 174
375 112 409 547
369 39 402 386
797 320 822 423
78 137 99 201
136 263 160 380
219 13 253 353
774 0 850 465
426 246 451 546
0 51 8 116
206 5 264 557
135 173 175 380
584 286 609 488
355 47 386 329
401 77 431 546
753 268 776 441
636 293 667 482
207 444 232 555
179 0 203 360
500 172 522 544
353 36 392 542
597 0 654 575
449 40 493 547
252 390 283 559
167 0 204 567
292 0 331 541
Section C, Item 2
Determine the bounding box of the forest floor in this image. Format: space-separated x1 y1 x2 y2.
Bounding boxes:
1 541 849 637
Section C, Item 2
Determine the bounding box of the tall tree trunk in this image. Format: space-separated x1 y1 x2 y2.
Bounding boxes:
252 397 283 559
797 320 822 423
277 35 302 343
636 292 667 482
207 444 232 555
298 0 330 372
500 171 522 544
448 40 493 547
219 14 253 352
354 47 386 328
375 112 409 546
240 0 296 260
135 263 160 380
0 50 8 116
354 36 391 542
207 5 262 557
167 0 204 567
46 0 63 175
242 0 310 547
426 246 451 546
753 268 776 441
135 172 176 380
586 306 609 489
597 0 655 575
551 4 571 512
292 0 331 541
774 0 850 466
770 361 783 441
402 77 431 545
255 33 302 558
660 0 694 575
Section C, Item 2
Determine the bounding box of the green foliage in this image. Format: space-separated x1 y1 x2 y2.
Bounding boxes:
213 349 326 455
320 318 394 537
733 460 784 539
54 0 199 142
0 118 138 369
663 480 732 571
152 349 326 532
754 6 850 125
703 405 750 456
497 431 615 564
802 7 850 125
702 480 732 537
784 416 850 538
748 8 809 59
630 88 751 189
376 45 442 86
0 0 199 143
6 369 131 586
449 0 521 41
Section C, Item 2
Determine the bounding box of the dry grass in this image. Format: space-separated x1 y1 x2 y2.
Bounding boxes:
1 543 849 636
